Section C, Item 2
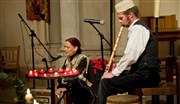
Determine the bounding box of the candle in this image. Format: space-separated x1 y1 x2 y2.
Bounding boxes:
48 68 54 73
28 71 34 77
43 73 47 77
154 0 160 17
54 72 58 76
33 70 37 73
34 72 38 76
39 69 45 74
65 68 70 72
58 68 63 73
69 70 72 75
64 72 67 75
33 99 39 104
73 69 78 74
25 88 33 103
33 70 38 76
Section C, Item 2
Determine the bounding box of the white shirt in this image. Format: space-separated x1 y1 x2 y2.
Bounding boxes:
112 19 150 76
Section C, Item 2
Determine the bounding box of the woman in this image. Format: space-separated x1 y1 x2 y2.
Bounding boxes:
55 37 96 104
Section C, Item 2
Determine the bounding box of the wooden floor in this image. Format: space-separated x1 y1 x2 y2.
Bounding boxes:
0 78 177 104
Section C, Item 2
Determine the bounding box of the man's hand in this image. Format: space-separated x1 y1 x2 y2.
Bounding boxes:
105 60 117 72
101 71 114 79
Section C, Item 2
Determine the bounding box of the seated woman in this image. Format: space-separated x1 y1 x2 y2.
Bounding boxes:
55 37 97 104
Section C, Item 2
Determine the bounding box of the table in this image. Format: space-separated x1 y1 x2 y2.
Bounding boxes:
26 69 79 104
152 28 180 56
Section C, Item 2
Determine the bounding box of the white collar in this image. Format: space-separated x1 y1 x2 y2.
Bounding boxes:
128 19 139 30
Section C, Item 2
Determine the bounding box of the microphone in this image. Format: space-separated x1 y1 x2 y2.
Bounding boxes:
84 18 105 25
50 55 62 62
18 13 23 20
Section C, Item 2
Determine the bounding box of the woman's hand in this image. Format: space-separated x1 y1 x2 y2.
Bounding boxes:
55 88 67 97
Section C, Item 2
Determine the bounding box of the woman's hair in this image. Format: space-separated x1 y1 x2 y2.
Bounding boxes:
65 37 82 54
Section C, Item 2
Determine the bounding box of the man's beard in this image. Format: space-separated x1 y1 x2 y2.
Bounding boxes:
122 24 129 27
122 17 131 27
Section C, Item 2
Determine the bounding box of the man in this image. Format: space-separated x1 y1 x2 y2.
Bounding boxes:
96 0 160 104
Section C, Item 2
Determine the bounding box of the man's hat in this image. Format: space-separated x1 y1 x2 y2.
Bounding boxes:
115 0 135 13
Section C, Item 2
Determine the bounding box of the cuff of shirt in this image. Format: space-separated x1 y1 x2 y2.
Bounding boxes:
112 68 124 76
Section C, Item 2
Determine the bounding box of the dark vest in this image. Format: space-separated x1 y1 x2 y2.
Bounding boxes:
130 20 160 73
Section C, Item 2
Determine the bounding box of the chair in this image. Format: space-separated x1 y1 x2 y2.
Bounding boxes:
0 45 20 77
134 56 177 104
176 60 180 104
0 50 3 71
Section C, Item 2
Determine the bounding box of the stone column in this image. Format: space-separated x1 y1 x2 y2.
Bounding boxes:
60 0 80 42
51 0 80 68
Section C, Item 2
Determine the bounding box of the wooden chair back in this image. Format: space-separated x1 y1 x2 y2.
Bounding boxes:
134 56 177 104
0 45 20 77
0 50 3 70
166 56 177 82
176 60 180 104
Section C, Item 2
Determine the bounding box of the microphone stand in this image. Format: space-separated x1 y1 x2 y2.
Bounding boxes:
155 17 159 57
42 58 51 89
18 14 36 88
88 23 111 72
18 14 56 88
